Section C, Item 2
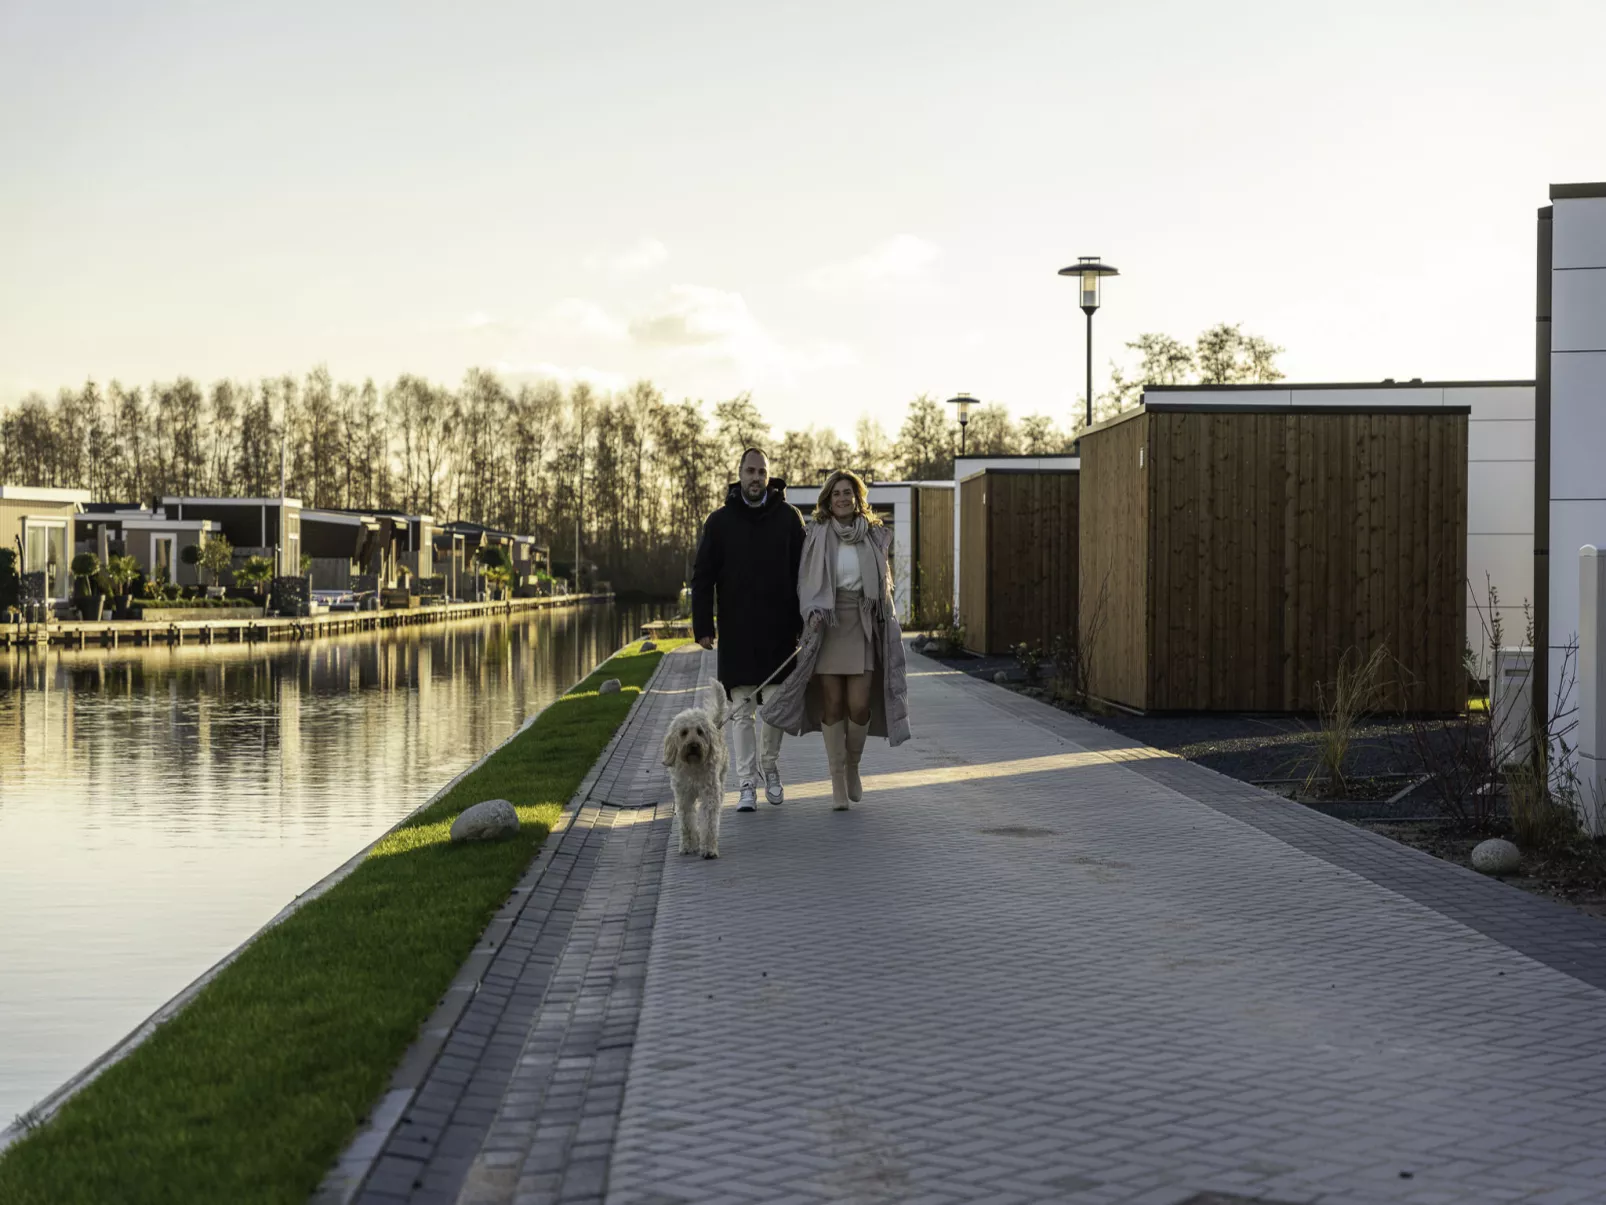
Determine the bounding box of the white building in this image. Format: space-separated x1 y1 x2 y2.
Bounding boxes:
1537 183 1606 818
1142 381 1536 674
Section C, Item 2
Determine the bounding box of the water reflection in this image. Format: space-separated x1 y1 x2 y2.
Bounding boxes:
0 602 661 1123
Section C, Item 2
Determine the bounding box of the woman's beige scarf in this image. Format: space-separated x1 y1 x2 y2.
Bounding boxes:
798 514 885 626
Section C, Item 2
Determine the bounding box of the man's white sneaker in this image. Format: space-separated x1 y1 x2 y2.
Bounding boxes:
736 784 758 812
764 768 784 805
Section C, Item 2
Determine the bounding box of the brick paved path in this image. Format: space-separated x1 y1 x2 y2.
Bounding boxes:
328 645 1606 1205
606 651 1606 1205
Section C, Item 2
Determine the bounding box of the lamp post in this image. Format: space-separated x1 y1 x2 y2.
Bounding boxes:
1057 257 1118 438
945 393 976 456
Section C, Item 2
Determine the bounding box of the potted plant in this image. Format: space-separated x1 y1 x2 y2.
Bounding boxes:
70 552 104 621
235 555 275 599
104 554 139 612
198 534 233 596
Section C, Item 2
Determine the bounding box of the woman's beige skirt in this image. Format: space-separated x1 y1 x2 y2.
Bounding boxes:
816 588 875 676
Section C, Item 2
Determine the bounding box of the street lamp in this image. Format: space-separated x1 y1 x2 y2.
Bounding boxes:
1057 256 1119 436
946 393 976 455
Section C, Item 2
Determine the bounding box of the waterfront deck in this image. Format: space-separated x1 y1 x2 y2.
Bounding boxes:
329 645 1606 1205
0 593 614 650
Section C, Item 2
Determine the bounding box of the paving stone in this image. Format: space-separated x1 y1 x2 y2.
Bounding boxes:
606 647 1606 1205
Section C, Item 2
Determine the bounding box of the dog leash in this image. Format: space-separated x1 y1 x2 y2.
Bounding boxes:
713 643 802 730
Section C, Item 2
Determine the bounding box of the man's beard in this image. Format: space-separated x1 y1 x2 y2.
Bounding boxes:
743 481 766 500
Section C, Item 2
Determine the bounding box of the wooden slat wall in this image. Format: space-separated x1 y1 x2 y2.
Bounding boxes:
982 472 1079 656
958 475 989 652
1146 409 1466 713
1079 414 1149 707
915 486 954 624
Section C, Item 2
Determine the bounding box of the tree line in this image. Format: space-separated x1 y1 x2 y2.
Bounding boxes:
0 323 1280 595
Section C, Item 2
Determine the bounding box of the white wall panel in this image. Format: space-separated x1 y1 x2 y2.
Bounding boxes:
1548 352 1606 498
1547 501 1606 662
1286 387 1444 407
1445 386 1535 421
1154 388 1292 406
1468 461 1536 534
1466 533 1535 609
1551 269 1606 352
1553 197 1606 270
1468 420 1535 462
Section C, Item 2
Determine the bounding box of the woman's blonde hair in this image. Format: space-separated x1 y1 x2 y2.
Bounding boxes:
812 469 881 526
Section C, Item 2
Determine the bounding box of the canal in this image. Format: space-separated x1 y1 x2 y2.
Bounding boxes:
0 600 665 1124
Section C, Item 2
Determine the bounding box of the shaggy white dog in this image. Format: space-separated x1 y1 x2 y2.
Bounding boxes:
661 687 730 859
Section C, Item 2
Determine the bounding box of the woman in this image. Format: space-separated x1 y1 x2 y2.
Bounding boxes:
760 470 910 809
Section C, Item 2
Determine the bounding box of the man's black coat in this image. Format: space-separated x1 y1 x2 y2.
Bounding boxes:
691 478 806 691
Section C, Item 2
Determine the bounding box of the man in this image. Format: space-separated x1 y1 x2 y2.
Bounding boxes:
691 447 806 811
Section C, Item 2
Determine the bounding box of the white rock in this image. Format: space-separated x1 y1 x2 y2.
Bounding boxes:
450 799 520 843
993 671 1010 684
599 678 622 694
1471 838 1521 876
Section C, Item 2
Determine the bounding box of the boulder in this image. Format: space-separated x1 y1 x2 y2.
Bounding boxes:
641 640 658 652
1471 838 1521 876
450 799 520 843
599 678 622 694
993 671 1010 685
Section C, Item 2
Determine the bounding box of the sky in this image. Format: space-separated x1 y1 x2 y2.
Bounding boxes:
1 0 1602 438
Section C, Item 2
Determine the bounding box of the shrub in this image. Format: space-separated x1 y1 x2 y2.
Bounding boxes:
105 555 140 596
235 555 275 593
1303 644 1391 800
1013 641 1045 685
70 552 101 596
0 548 19 612
199 536 234 586
181 543 203 567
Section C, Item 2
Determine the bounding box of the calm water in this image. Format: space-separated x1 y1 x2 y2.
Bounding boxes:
0 601 664 1124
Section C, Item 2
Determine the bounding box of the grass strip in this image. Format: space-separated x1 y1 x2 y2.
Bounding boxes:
0 640 679 1205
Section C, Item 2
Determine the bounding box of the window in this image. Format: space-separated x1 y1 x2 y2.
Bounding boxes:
22 519 69 599
153 535 176 584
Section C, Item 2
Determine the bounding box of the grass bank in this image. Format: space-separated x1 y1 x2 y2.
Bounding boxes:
0 640 677 1205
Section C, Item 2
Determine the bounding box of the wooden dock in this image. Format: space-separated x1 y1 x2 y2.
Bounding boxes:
1 593 614 651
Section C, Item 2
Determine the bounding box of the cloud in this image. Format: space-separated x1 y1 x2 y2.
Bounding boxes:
454 299 626 343
542 298 627 341
584 237 668 277
628 284 762 351
627 284 857 389
803 234 941 293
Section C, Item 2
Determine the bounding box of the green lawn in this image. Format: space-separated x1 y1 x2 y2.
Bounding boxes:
0 640 677 1205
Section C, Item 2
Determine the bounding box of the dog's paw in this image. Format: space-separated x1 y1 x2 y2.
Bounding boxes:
679 846 699 856
702 850 719 859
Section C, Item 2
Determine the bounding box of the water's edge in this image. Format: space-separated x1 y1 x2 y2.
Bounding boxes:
0 638 643 1153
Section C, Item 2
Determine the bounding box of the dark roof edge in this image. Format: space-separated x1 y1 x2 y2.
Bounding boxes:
1143 402 1472 416
958 467 1080 482
952 452 1084 460
1082 403 1473 435
1144 380 1533 392
1551 182 1606 201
